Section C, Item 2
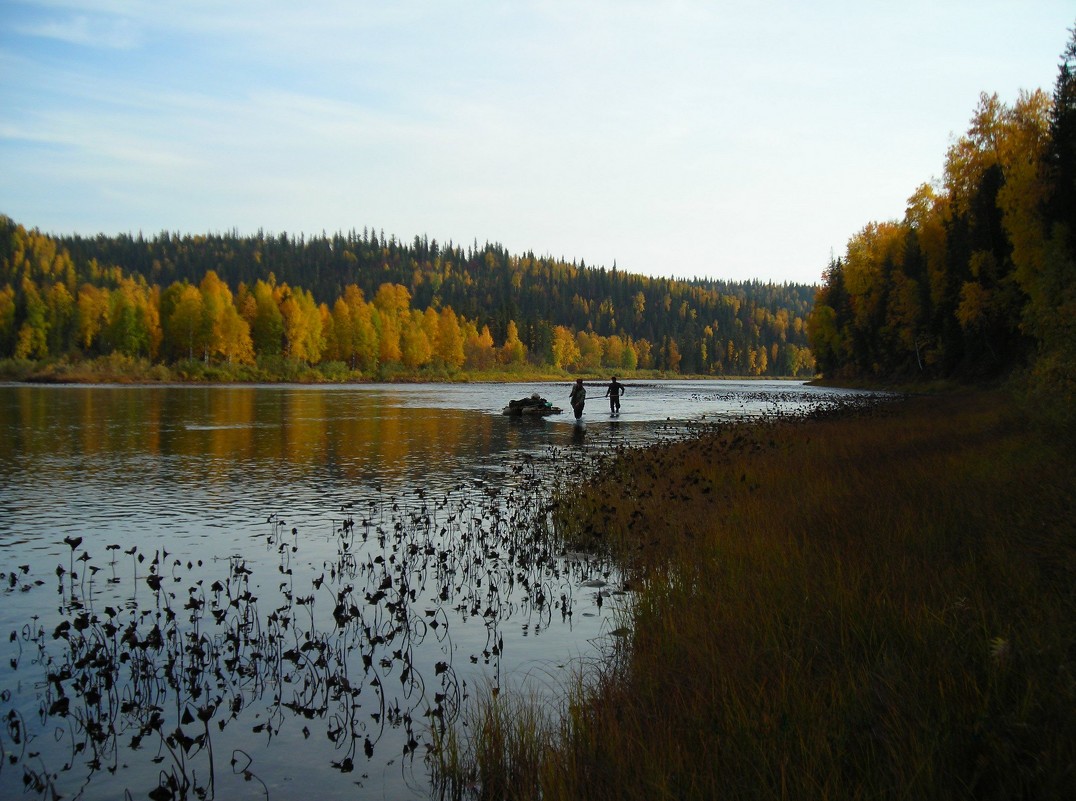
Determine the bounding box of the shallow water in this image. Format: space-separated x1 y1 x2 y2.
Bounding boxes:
0 379 876 799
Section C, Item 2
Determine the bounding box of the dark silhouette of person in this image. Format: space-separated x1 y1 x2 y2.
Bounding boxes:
605 376 624 415
569 378 586 419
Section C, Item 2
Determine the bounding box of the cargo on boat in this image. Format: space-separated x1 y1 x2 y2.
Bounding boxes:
502 393 562 417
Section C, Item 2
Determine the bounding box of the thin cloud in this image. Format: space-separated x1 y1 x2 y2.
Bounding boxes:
12 11 141 49
1 1 1072 283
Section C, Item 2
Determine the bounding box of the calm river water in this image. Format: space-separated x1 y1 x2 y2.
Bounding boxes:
0 379 874 800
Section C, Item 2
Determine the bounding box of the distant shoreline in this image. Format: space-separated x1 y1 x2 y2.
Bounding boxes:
1 356 815 387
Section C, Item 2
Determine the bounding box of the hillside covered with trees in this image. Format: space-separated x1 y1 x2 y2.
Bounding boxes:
808 25 1076 406
0 217 816 379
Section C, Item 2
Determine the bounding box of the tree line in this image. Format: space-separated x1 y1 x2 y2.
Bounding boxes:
808 24 1076 394
0 217 817 377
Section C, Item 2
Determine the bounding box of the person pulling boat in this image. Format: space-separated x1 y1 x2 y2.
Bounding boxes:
605 376 624 416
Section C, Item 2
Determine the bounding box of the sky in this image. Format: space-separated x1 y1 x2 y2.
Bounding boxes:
1 2 1072 286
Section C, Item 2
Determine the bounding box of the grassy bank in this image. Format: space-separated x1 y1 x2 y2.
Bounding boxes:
0 354 731 385
431 389 1075 800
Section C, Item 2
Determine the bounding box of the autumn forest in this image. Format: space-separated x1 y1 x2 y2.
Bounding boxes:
0 217 816 381
807 26 1076 400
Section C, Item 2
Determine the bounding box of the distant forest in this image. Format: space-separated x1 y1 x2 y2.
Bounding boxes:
807 24 1076 394
0 217 817 377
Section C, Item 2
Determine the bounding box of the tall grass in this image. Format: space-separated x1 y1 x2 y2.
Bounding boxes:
431 390 1075 800
430 682 564 801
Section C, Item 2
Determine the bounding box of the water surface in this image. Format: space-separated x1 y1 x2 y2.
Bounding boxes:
0 380 874 799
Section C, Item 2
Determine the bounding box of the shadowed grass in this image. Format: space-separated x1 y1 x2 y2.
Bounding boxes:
431 389 1075 800
430 681 569 801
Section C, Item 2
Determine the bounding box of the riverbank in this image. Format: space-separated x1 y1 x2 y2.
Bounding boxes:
0 354 810 385
0 354 566 384
431 387 1075 800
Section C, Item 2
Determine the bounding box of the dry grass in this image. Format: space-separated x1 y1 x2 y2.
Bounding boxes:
431 389 1075 800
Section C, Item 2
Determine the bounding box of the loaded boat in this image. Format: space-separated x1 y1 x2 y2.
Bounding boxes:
502 393 562 417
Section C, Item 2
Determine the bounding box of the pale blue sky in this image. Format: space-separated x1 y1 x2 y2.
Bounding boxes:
1 1 1072 284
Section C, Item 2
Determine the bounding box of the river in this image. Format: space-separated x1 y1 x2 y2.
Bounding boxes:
0 379 875 800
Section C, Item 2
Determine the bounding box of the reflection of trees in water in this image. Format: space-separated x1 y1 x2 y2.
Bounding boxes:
2 386 503 496
0 448 615 800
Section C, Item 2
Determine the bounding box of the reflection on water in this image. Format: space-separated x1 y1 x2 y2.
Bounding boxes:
2 386 518 552
572 421 587 445
2 380 869 549
4 385 495 486
2 463 611 800
0 381 878 800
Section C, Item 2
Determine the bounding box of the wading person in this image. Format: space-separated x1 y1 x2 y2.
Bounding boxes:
569 378 586 420
605 376 624 416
